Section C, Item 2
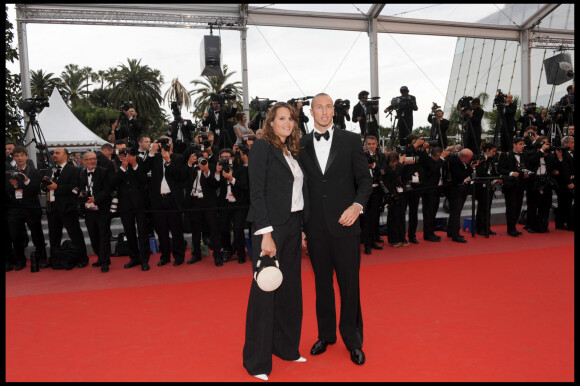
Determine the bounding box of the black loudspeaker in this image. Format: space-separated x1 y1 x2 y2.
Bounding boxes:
200 35 223 76
543 52 574 85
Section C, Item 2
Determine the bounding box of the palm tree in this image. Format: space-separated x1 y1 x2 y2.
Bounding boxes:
189 64 242 120
105 66 121 88
109 58 164 126
59 64 89 108
163 78 191 113
95 70 107 89
30 69 59 98
80 66 96 94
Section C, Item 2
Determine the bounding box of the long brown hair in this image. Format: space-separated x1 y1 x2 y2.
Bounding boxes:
262 102 301 158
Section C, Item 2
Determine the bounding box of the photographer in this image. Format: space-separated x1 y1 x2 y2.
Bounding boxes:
353 90 379 138
5 146 47 271
202 94 238 145
361 136 386 254
427 108 449 148
495 93 518 153
141 136 186 266
136 134 152 161
289 99 310 136
42 147 89 268
402 135 428 244
418 146 450 242
460 97 484 155
522 125 539 151
96 143 116 174
498 137 531 237
536 108 551 137
77 152 114 272
386 86 418 143
167 104 195 155
6 141 35 171
184 145 224 266
382 151 408 247
557 84 574 128
115 144 151 271
474 142 501 236
523 136 553 233
550 135 574 231
193 132 218 166
333 98 351 130
216 148 249 264
445 149 479 243
518 102 539 137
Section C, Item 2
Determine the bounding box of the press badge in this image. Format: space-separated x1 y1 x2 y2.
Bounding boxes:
49 189 55 202
15 189 23 200
411 172 420 184
397 187 404 193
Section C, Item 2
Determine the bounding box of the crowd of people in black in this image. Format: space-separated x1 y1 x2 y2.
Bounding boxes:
5 86 575 272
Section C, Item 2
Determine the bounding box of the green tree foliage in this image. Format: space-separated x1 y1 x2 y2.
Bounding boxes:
5 6 23 143
59 64 90 109
189 64 242 120
30 69 59 99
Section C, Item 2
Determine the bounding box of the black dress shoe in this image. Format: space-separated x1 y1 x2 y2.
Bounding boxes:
350 348 366 365
375 236 384 244
310 339 335 356
424 236 441 242
157 260 170 266
220 249 232 262
77 261 88 268
409 238 419 244
238 258 246 264
39 260 50 269
101 264 109 273
14 262 26 271
371 242 383 250
215 258 223 267
364 246 372 255
508 231 520 237
124 260 140 269
172 260 183 266
187 256 201 264
488 230 497 235
452 237 467 243
141 264 150 271
92 261 102 267
526 228 536 233
515 230 523 236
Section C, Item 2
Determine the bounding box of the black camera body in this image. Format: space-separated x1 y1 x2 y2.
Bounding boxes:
6 170 25 183
458 96 473 111
523 104 537 115
72 187 91 202
363 149 375 165
120 101 133 113
117 146 139 157
390 95 413 111
493 89 506 106
548 102 566 117
473 154 493 162
157 137 172 152
250 97 277 112
211 88 236 107
40 176 54 190
218 158 233 173
431 102 441 112
289 96 313 107
18 97 49 115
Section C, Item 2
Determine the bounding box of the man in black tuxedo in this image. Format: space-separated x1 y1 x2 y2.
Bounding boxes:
300 93 372 366
385 86 418 144
518 102 539 137
550 135 575 231
184 148 224 266
427 109 449 149
78 152 114 272
498 93 518 153
115 148 151 271
445 149 479 243
498 137 531 236
202 97 238 147
418 146 450 242
168 116 195 154
352 90 378 139
474 142 502 236
141 136 186 266
42 147 89 268
5 146 47 271
216 148 249 264
462 98 484 155
361 136 386 255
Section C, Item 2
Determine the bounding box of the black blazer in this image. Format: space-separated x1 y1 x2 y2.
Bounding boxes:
44 163 82 213
498 152 529 189
142 153 186 209
217 163 249 205
447 155 473 185
202 107 237 134
168 119 194 143
352 102 377 133
184 162 220 207
115 163 149 213
79 166 113 212
427 114 449 148
246 139 309 231
418 151 445 187
5 165 43 214
299 128 372 239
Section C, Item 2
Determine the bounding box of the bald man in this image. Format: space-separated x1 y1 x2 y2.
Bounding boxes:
43 147 89 268
445 148 480 243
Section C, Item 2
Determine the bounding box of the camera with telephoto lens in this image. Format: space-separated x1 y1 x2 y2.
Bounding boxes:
548 102 566 117
390 95 413 111
546 145 570 153
364 96 380 110
170 100 182 120
334 98 351 112
6 170 25 183
458 96 473 112
188 142 205 156
431 102 441 112
198 132 212 149
120 101 133 113
117 146 139 157
420 138 440 147
523 104 537 115
250 97 278 112
289 96 314 107
18 97 50 115
71 187 91 202
211 88 236 108
157 137 171 152
493 89 506 106
218 158 233 173
473 154 493 162
363 149 375 165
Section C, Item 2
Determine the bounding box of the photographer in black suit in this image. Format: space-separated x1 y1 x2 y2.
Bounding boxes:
382 151 408 247
141 136 186 266
474 142 502 236
550 135 575 231
499 93 518 153
243 102 309 380
167 105 194 155
418 146 450 242
498 137 531 237
427 109 449 149
518 102 539 137
202 96 238 143
523 136 553 233
385 86 418 144
184 146 223 266
78 152 114 273
402 135 428 244
361 136 386 255
216 148 249 264
115 146 151 271
5 146 47 271
332 99 351 131
352 90 378 138
300 93 372 366
42 147 89 268
462 98 484 155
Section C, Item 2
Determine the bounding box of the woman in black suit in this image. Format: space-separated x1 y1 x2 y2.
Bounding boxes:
243 102 309 381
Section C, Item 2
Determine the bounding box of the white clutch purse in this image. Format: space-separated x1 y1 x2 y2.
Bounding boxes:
254 252 283 292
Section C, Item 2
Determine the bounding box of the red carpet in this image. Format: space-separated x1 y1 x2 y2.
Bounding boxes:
5 224 574 382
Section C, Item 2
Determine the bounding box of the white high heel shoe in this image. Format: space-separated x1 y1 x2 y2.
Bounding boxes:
253 374 268 381
294 356 307 362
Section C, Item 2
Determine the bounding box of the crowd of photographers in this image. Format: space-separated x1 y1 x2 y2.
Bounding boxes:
5 85 574 271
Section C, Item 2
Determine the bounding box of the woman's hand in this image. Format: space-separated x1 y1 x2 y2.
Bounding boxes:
261 232 276 257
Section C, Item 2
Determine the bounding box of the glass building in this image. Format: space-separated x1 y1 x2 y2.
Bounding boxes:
444 4 575 132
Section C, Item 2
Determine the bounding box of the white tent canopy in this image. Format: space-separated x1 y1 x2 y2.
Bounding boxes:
35 88 109 148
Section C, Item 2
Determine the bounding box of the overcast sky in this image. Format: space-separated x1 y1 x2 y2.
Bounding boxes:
6 4 507 134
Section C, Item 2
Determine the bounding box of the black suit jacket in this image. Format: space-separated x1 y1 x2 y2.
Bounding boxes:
419 151 445 187
115 163 149 213
168 119 194 144
299 128 371 239
427 115 449 148
202 107 237 135
79 166 113 212
246 139 309 231
498 152 529 189
5 165 42 214
43 163 82 213
447 156 473 185
352 102 377 133
184 162 220 207
217 163 249 205
142 153 186 209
